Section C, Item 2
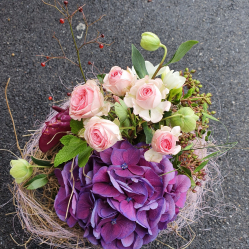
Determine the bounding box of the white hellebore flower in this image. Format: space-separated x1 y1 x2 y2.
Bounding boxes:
124 76 171 123
161 66 186 90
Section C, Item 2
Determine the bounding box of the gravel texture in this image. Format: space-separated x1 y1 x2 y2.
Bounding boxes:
0 0 248 248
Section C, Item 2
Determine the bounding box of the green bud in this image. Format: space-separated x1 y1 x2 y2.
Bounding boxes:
191 69 196 73
184 75 188 78
211 111 216 114
196 80 200 84
185 68 189 72
10 159 33 183
170 107 199 133
196 87 199 92
199 84 203 88
140 32 161 51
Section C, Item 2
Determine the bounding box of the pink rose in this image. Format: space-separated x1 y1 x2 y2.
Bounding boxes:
136 83 161 109
103 66 136 96
84 117 122 152
144 126 181 163
124 76 171 123
69 80 109 120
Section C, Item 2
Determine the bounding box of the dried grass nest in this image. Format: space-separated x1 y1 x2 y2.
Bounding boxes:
13 102 223 249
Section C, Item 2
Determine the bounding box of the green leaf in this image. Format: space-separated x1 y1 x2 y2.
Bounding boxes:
78 147 93 168
25 174 48 190
202 113 219 122
183 88 195 99
142 122 153 144
203 102 208 112
132 44 148 79
31 156 53 167
54 137 87 167
180 166 192 177
163 40 199 66
190 177 196 188
60 135 75 145
97 74 106 84
170 107 199 132
114 99 129 125
202 151 220 160
70 119 83 135
183 143 194 151
167 88 182 102
207 131 212 136
194 160 209 173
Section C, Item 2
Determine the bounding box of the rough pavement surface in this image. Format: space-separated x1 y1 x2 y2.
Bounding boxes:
0 0 248 248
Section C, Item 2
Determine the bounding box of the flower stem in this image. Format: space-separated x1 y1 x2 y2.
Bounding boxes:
68 20 86 82
151 44 167 79
28 165 51 168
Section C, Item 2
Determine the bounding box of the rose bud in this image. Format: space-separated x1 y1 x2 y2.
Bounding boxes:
140 32 162 51
144 126 182 163
10 159 33 183
83 116 122 152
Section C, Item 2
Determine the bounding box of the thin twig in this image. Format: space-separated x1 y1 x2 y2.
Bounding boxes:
5 78 23 158
42 0 66 17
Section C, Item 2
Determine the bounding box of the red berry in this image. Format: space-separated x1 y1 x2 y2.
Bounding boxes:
41 62 46 67
78 7 83 12
60 18 65 24
101 34 105 38
64 1 68 5
99 44 104 49
48 96 53 101
67 92 71 96
88 61 92 65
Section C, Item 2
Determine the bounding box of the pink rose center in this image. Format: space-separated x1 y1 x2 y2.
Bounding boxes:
110 70 122 79
161 137 172 151
138 85 154 99
92 130 103 144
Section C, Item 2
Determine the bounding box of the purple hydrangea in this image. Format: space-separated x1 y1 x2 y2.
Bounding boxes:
54 140 191 249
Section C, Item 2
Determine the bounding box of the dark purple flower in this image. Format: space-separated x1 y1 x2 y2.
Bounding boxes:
39 106 71 152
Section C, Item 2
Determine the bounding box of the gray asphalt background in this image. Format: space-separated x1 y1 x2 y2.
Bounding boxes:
0 0 248 248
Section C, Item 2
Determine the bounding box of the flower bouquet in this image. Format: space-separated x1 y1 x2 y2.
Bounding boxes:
6 1 236 249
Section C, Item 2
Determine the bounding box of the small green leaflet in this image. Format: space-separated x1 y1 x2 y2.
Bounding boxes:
97 74 106 84
183 143 194 151
114 99 130 127
163 40 199 66
142 122 153 144
60 134 76 145
31 156 53 166
54 136 87 167
132 44 148 79
202 113 219 122
203 102 208 112
24 174 48 190
167 88 182 102
78 146 93 168
180 166 196 188
194 160 209 173
70 119 83 135
183 88 195 99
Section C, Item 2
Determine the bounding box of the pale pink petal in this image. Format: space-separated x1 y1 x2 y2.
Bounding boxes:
144 148 163 163
139 109 150 121
150 108 163 123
